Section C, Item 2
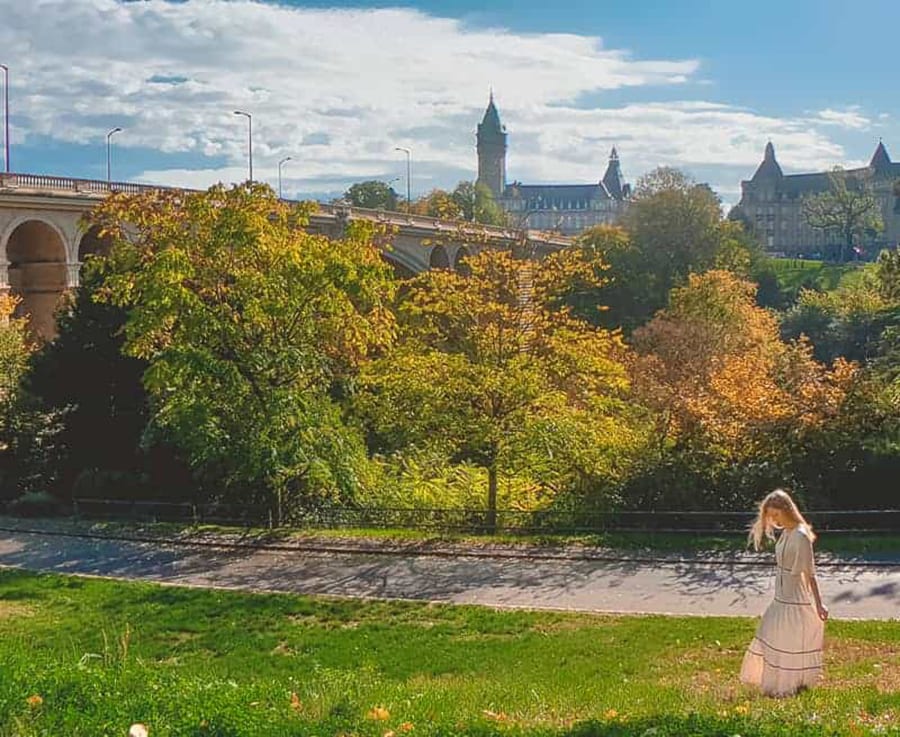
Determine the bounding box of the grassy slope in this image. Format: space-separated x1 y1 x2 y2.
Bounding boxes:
1 570 898 736
768 258 871 301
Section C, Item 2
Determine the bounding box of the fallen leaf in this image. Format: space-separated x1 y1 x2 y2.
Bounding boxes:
290 692 303 711
367 707 390 721
26 694 43 708
398 723 414 733
482 710 508 722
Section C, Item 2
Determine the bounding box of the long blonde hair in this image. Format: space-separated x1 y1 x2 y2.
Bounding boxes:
748 489 816 551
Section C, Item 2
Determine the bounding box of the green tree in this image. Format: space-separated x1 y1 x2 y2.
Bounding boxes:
89 184 397 523
876 245 900 302
780 273 898 365
26 262 148 494
571 170 757 330
0 295 50 501
450 181 508 226
358 248 639 528
23 259 194 502
802 168 883 263
344 180 399 211
0 296 30 414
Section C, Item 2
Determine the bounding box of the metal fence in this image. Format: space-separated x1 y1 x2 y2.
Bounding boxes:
70 498 900 535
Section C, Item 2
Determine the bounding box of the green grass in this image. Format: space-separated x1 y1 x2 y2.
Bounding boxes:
1 570 898 736
768 258 870 300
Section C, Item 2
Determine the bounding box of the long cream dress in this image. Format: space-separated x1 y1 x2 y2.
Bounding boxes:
740 525 824 696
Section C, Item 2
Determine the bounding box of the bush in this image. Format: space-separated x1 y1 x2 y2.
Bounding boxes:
71 468 152 502
8 490 66 518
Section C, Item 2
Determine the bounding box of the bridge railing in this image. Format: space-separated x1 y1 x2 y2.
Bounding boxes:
319 203 572 246
0 172 179 197
65 498 900 534
0 172 572 247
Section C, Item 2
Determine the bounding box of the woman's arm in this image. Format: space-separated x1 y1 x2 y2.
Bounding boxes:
805 573 829 621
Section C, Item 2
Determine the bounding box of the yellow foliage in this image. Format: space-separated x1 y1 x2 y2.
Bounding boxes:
632 270 857 463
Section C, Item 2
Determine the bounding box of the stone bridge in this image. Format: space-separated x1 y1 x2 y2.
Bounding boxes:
0 173 571 339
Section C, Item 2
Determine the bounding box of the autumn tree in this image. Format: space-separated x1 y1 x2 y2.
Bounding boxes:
802 168 883 263
411 189 465 220
630 270 858 507
358 248 641 528
88 184 396 522
576 168 758 330
344 180 399 211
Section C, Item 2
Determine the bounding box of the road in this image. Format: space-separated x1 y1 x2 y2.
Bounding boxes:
0 529 898 620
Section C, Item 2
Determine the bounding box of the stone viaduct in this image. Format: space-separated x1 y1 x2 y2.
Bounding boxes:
0 173 571 340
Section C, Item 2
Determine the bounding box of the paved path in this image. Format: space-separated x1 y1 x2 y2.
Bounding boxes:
1 529 898 620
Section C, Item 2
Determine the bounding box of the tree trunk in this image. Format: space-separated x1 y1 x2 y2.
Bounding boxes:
486 466 498 534
271 487 283 528
841 228 852 263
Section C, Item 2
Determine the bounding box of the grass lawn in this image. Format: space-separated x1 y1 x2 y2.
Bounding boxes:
1 570 898 736
767 258 870 302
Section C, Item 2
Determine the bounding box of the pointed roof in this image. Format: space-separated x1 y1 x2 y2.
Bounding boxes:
870 140 892 171
751 141 783 181
602 147 625 200
478 92 504 136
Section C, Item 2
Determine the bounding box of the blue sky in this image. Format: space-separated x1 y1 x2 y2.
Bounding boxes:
2 0 898 205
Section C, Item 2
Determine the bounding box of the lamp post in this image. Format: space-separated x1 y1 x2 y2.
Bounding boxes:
1 64 9 173
234 110 253 182
394 146 411 211
106 127 122 185
277 156 292 199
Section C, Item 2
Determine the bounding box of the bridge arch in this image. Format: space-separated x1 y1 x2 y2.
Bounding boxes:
429 244 451 270
2 217 70 340
380 249 418 280
77 224 113 262
453 245 473 276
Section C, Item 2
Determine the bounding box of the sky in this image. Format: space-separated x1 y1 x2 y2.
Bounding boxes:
1 0 898 206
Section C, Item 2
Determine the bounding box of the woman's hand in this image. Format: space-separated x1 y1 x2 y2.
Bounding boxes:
816 602 829 622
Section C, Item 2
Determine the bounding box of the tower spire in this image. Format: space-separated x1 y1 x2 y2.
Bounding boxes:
476 92 507 198
751 141 783 180
602 146 624 199
870 139 891 171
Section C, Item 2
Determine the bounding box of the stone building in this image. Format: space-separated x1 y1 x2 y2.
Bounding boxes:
736 141 900 257
476 95 629 235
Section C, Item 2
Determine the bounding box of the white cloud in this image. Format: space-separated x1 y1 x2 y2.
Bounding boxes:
813 107 871 130
0 0 882 204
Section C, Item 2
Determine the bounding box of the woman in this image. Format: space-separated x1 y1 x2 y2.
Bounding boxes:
740 489 828 697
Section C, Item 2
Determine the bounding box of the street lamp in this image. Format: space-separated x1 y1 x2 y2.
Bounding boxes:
394 146 411 211
106 127 122 185
0 64 9 173
277 156 292 199
234 110 253 182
